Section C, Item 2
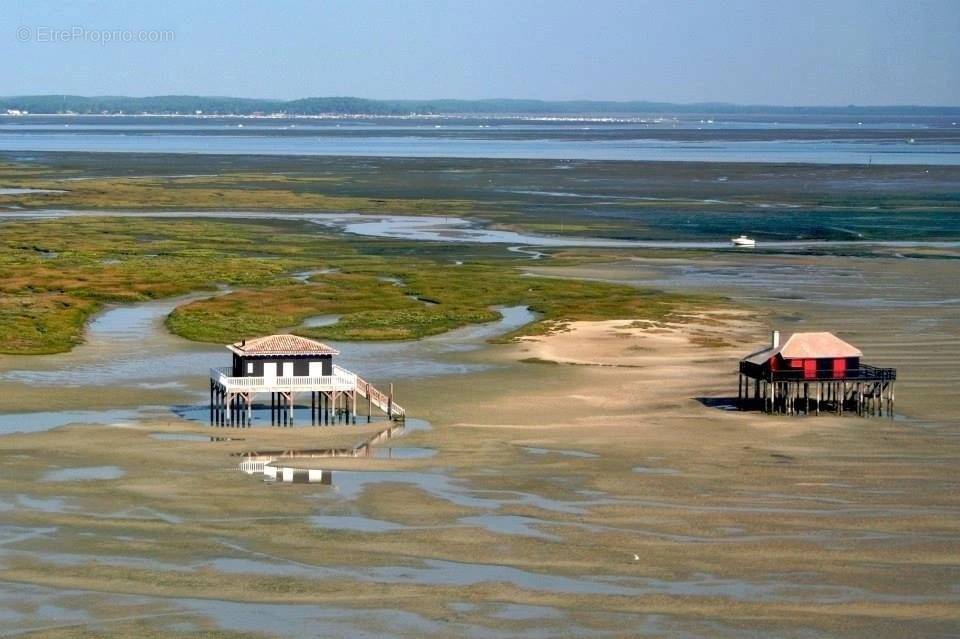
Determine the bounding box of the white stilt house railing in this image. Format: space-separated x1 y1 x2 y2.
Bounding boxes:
209 364 404 427
210 365 358 393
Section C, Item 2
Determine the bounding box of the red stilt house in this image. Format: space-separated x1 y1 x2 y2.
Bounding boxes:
738 330 896 416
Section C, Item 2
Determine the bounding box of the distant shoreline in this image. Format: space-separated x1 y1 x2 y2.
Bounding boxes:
2 95 960 118
0 112 694 123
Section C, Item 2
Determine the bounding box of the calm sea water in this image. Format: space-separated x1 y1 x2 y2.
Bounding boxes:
1 115 958 165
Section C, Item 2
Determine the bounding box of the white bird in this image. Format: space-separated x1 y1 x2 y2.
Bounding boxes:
633 554 640 561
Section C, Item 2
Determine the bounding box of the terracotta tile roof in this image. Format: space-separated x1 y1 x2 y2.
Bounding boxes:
227 334 339 357
743 332 861 364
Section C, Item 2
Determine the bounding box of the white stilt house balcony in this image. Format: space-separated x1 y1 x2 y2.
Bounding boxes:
210 364 359 393
209 334 403 426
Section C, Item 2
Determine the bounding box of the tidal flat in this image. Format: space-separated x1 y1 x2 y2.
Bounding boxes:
0 151 958 637
1 299 957 638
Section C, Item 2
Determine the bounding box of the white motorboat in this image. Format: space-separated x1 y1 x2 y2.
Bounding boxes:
731 234 756 247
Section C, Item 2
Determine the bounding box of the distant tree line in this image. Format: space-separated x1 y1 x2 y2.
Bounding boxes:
1 95 958 116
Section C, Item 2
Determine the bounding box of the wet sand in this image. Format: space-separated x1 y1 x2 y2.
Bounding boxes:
526 252 960 424
1 253 958 637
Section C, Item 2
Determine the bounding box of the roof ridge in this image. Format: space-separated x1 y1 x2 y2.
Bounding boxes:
227 333 340 356
742 331 861 363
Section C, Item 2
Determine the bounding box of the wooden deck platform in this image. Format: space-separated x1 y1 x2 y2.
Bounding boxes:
209 364 404 427
738 364 897 417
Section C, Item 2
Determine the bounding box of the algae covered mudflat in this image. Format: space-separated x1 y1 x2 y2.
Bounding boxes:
2 150 960 242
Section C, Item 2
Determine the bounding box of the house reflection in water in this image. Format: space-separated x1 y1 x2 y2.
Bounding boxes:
266 465 332 484
235 421 424 483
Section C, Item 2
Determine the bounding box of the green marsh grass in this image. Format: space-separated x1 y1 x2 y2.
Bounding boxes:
0 216 715 353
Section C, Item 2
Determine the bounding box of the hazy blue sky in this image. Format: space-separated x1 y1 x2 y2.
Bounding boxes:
4 0 959 105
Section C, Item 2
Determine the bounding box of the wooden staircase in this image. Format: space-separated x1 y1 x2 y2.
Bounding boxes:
354 375 404 420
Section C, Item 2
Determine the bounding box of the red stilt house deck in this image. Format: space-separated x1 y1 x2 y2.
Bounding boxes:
738 331 896 416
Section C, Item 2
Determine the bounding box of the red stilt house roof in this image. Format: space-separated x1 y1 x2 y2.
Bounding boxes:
743 332 861 365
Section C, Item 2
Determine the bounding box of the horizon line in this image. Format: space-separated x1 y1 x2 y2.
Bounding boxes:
2 94 960 111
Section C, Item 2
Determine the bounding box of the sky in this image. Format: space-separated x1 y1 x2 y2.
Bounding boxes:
3 0 959 105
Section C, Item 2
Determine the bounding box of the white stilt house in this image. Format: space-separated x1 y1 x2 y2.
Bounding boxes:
209 334 403 427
